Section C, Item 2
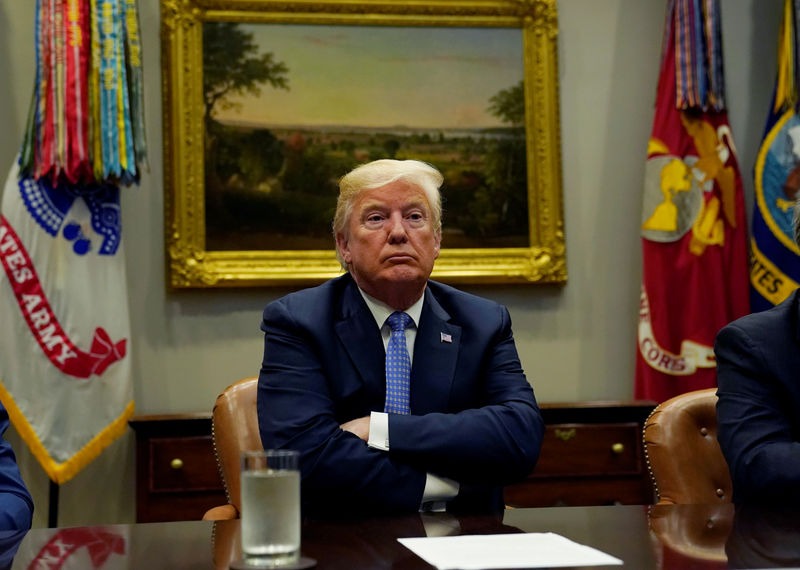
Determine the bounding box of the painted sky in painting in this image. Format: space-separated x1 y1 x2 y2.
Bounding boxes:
212 23 523 129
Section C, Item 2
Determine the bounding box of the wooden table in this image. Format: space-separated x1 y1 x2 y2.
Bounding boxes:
6 503 800 568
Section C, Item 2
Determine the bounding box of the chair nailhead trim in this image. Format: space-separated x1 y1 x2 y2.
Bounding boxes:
643 406 661 503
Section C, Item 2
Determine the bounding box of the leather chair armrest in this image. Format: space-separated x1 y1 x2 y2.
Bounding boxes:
202 504 239 521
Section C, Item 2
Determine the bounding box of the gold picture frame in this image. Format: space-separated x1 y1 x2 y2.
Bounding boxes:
162 0 565 288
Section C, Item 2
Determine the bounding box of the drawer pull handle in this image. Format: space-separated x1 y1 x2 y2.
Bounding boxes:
611 443 624 454
554 428 576 441
170 458 184 470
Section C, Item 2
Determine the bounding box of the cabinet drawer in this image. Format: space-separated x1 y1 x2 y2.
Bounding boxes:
149 436 222 493
533 422 642 477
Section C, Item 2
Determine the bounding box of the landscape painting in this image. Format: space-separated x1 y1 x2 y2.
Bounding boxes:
161 0 565 288
203 22 528 252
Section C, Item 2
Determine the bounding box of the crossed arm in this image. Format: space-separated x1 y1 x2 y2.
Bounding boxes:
257 301 543 513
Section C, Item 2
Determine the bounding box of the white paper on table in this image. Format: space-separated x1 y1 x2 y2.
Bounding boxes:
397 532 623 569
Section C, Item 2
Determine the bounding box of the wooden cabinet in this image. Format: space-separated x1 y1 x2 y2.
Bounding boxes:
129 414 226 523
504 401 657 507
131 401 657 521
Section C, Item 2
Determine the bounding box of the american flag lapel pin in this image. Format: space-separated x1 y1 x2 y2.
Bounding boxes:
440 332 452 343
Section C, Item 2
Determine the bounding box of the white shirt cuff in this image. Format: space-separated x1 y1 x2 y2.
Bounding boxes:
367 411 389 451
421 473 460 512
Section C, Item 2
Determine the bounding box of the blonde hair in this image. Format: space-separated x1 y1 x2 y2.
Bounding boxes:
333 159 443 268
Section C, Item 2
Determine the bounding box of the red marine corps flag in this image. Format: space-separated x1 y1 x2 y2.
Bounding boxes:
635 0 749 402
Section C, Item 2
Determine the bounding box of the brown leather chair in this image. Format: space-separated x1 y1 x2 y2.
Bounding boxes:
643 388 732 505
647 503 733 568
202 376 261 521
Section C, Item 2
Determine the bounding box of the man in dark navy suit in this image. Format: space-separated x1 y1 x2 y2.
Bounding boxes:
257 159 543 515
0 401 32 529
715 200 800 503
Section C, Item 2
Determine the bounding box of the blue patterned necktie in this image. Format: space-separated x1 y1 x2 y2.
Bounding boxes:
384 312 412 415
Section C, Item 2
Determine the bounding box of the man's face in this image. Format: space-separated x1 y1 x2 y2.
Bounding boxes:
336 180 441 302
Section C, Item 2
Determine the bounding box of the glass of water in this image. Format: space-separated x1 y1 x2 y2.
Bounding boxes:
240 449 301 567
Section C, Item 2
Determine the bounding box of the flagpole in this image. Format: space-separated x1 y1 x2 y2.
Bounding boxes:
48 480 59 528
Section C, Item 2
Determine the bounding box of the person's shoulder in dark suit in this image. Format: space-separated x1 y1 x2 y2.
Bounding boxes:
259 274 354 332
715 288 800 503
425 280 506 316
717 289 798 347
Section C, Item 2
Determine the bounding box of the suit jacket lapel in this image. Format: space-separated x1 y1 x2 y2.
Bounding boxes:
334 279 386 406
410 287 461 414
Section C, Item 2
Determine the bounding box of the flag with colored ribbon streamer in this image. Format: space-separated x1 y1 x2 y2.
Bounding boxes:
19 0 146 186
0 160 133 484
751 0 800 311
0 0 140 483
635 0 749 402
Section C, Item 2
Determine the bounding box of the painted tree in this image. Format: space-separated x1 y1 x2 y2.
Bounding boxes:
487 80 525 128
202 21 290 223
202 22 289 125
